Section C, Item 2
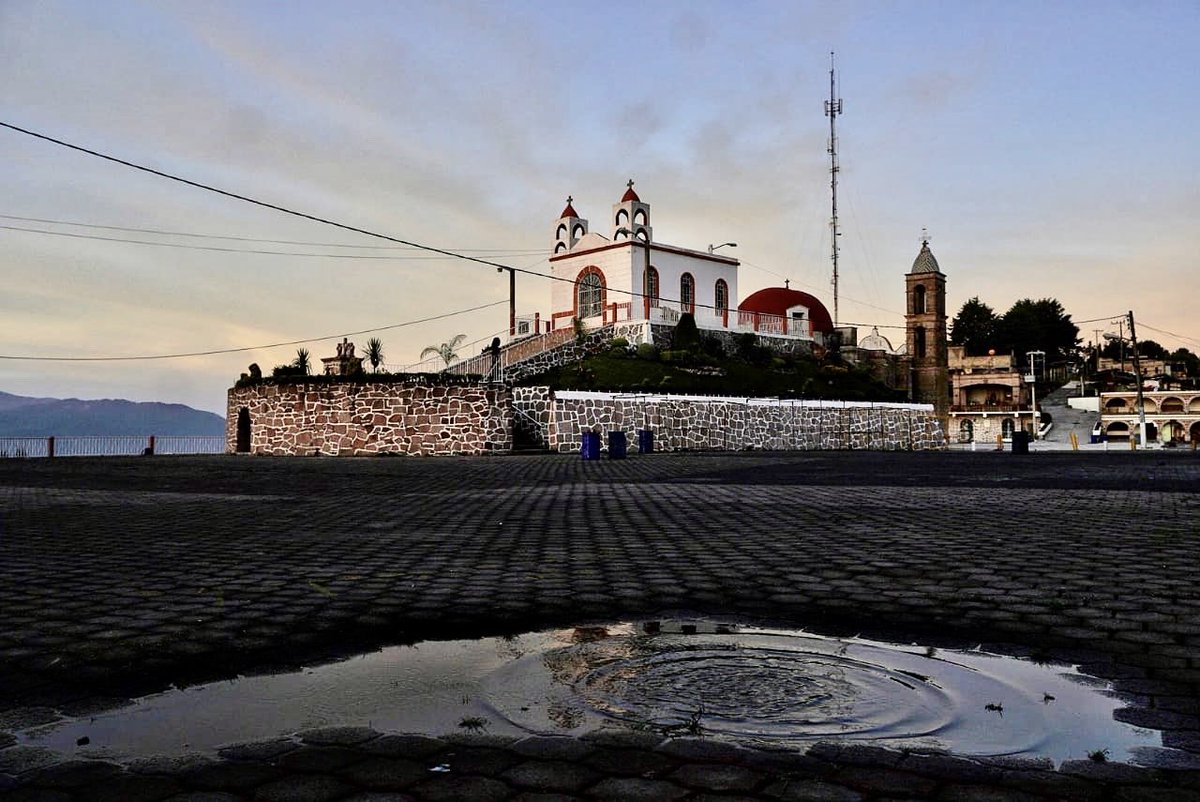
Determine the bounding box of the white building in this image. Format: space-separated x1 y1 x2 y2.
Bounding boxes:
547 182 740 333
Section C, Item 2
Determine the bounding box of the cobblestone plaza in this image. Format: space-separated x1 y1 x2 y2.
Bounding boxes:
2 451 1199 800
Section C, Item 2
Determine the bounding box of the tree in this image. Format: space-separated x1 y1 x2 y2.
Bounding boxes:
672 313 701 352
949 297 1001 356
997 298 1080 366
364 337 385 373
294 348 311 375
420 334 467 368
1137 339 1169 360
1170 348 1199 377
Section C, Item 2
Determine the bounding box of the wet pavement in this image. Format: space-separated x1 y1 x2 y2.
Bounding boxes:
2 451 1200 800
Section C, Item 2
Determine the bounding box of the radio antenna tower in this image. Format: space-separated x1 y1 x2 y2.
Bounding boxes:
824 51 843 327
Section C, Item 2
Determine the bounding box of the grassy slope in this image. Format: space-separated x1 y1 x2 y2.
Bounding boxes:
517 347 904 401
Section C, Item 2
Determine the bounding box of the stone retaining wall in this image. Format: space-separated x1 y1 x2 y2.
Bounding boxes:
226 381 512 456
515 389 946 452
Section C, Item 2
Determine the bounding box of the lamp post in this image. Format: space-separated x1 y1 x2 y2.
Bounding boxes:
616 227 652 320
496 267 515 336
708 242 737 254
1027 350 1044 440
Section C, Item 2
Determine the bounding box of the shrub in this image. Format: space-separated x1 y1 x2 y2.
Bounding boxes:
673 313 701 351
609 337 629 349
636 343 658 360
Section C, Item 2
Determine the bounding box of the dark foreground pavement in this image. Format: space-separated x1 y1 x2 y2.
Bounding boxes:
2 451 1200 800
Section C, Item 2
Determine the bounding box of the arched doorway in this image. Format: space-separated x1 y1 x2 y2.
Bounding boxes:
1001 418 1015 439
958 419 974 443
1161 420 1184 444
1190 421 1200 445
236 407 252 453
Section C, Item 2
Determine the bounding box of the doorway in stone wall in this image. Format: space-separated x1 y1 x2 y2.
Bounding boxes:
236 408 251 453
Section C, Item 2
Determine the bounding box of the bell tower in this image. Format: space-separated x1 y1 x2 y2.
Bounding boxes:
552 196 587 254
905 231 948 417
611 179 652 242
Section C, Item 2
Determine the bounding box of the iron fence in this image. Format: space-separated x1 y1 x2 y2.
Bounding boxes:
0 436 226 458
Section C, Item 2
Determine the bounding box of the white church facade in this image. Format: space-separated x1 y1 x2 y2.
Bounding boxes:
546 182 742 334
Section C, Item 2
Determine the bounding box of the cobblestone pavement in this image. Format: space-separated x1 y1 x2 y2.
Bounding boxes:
2 451 1200 800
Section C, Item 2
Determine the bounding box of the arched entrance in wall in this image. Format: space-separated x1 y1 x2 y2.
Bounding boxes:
958 419 974 443
1001 418 1015 439
1146 422 1158 442
1190 421 1200 444
236 407 252 453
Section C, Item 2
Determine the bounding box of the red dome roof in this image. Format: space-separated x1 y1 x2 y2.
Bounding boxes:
620 183 641 203
738 287 834 333
559 201 579 219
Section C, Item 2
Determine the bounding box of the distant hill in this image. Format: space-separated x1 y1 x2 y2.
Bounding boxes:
0 391 225 437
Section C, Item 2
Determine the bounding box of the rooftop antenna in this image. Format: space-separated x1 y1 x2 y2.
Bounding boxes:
824 51 844 327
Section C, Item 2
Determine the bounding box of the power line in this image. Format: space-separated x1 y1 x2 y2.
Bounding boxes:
0 121 727 315
0 213 543 253
0 300 506 362
1 120 563 280
1139 323 1200 350
0 223 544 260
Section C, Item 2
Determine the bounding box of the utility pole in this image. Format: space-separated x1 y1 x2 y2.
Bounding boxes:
824 51 843 327
1127 310 1149 446
1028 350 1045 440
496 267 516 337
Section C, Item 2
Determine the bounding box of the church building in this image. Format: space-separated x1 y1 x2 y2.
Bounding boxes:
547 182 741 332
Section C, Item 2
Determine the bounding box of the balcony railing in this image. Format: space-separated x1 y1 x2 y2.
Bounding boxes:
0 435 227 458
949 403 1027 413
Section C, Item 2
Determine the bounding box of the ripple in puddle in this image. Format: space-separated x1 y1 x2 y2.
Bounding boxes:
19 620 1170 765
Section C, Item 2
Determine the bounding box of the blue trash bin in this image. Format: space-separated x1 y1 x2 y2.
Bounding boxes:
638 429 654 454
581 431 601 460
609 431 627 460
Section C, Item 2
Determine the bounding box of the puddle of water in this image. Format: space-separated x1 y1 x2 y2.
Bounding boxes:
20 620 1165 766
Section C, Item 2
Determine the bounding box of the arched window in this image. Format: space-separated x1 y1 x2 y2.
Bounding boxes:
714 279 729 312
556 223 567 240
554 242 567 253
913 284 927 314
644 266 660 308
576 268 605 319
1001 418 1015 439
915 327 927 358
680 273 695 314
572 223 585 239
633 209 647 226
615 209 629 231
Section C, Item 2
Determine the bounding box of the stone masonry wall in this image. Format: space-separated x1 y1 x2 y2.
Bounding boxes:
226 381 512 456
516 390 945 453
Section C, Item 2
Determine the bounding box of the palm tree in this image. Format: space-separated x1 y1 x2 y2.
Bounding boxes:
364 337 385 373
421 334 467 368
294 348 311 375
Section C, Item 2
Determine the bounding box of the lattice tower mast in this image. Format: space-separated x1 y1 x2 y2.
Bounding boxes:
824 52 843 327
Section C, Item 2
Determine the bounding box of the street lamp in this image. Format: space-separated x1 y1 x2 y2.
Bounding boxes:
616 227 652 320
708 242 737 254
1027 350 1045 440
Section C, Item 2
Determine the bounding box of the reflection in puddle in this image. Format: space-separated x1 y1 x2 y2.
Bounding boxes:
20 620 1166 765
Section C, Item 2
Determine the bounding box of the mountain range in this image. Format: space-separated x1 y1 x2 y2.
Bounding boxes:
0 391 225 437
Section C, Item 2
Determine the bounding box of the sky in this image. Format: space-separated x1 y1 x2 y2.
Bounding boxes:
2 0 1198 415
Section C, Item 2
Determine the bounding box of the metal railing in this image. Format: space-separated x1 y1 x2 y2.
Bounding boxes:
0 435 226 458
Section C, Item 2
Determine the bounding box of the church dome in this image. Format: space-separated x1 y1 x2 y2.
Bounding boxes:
910 241 941 274
738 287 834 334
620 183 641 203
